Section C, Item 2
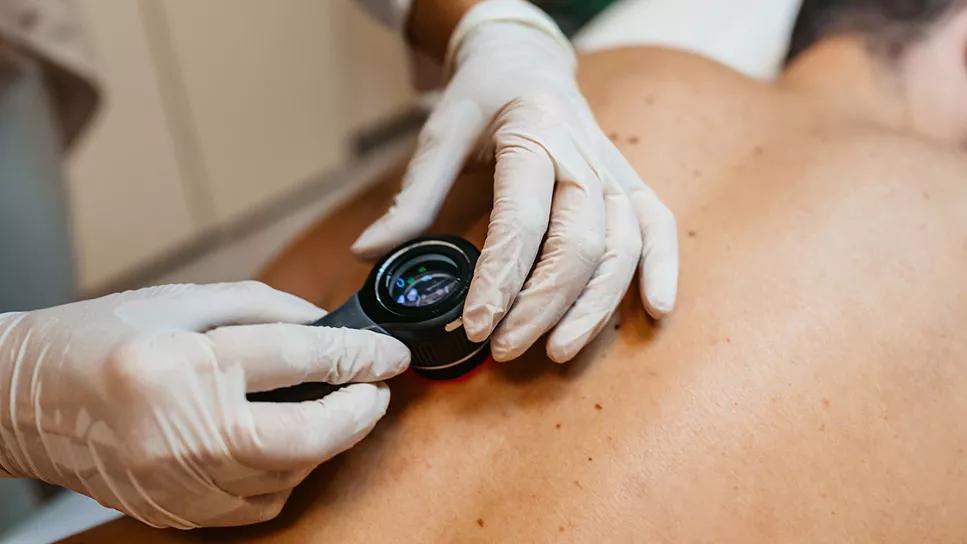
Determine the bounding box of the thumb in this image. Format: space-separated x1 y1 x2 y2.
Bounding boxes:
351 99 485 259
207 324 410 393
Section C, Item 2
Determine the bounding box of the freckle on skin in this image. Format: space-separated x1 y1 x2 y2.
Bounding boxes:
573 480 582 489
614 322 621 330
588 457 593 462
477 518 484 528
923 192 931 200
753 146 764 156
608 132 619 141
688 230 697 238
645 95 655 105
594 403 603 410
822 398 831 409
693 169 702 177
628 136 640 145
555 423 561 429
559 526 565 533
819 423 826 431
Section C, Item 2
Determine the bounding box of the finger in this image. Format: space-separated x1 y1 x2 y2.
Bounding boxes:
215 467 313 498
462 115 555 342
121 281 324 332
489 138 607 362
204 491 292 527
546 185 640 363
239 383 391 471
352 99 486 259
207 324 410 392
597 138 680 317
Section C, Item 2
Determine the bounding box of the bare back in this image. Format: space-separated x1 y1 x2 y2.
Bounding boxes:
73 47 967 543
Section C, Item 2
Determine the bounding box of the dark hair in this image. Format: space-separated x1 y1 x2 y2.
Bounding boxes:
787 0 964 61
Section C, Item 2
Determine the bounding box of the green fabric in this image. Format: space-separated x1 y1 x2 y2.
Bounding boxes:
535 0 620 36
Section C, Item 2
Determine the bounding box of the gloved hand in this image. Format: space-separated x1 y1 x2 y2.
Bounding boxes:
352 0 679 363
0 282 409 529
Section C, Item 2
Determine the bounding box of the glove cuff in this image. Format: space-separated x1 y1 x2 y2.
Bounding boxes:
444 0 576 81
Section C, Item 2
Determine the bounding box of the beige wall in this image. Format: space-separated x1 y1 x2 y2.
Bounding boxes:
68 0 197 291
68 0 416 291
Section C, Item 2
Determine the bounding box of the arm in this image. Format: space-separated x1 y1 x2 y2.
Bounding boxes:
406 0 479 62
352 0 480 61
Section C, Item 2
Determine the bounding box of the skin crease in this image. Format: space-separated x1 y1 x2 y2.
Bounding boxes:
69 21 967 544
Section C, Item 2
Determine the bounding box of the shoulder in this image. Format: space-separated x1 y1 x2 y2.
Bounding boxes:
574 46 778 202
577 46 764 100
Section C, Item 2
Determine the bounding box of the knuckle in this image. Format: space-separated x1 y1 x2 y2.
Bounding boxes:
634 197 677 238
255 495 288 523
105 337 160 393
233 280 274 296
611 228 643 258
562 226 606 266
494 130 541 154
513 92 566 115
105 333 208 395
498 93 567 130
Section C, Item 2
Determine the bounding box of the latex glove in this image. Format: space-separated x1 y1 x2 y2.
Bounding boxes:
0 282 409 529
352 0 679 363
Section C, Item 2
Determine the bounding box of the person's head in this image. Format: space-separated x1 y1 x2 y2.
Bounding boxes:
788 0 967 145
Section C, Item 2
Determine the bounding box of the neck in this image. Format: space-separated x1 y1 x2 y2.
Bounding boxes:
779 35 910 132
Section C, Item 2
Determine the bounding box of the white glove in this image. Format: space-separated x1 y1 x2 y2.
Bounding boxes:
0 282 409 529
352 0 679 363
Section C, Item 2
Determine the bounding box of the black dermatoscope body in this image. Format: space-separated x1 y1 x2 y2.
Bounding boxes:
250 236 489 403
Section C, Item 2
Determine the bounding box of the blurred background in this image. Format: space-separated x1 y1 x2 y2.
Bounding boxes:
17 0 640 305
63 0 418 296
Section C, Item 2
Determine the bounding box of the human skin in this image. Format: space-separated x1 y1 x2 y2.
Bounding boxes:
407 0 480 61
69 39 967 543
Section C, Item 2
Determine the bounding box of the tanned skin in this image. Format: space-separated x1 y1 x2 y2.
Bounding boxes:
407 0 481 61
70 23 967 544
